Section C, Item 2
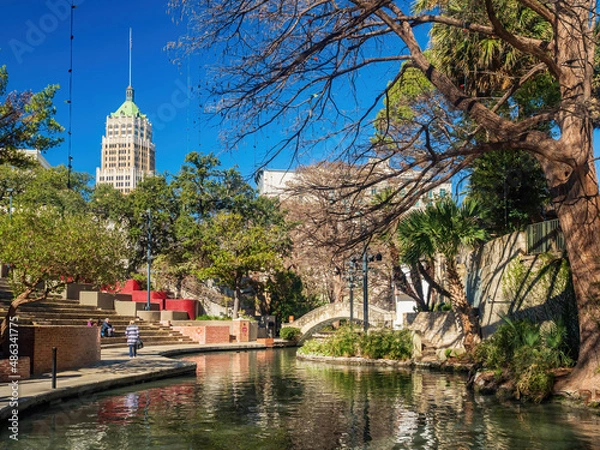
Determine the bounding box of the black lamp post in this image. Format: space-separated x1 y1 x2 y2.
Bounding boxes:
146 209 152 311
348 258 357 325
362 249 382 333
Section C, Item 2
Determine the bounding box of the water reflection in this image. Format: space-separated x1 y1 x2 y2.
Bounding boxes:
4 348 599 450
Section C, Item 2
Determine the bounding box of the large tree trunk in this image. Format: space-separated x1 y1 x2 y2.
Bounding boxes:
232 281 241 319
546 159 600 399
332 266 345 303
543 2 600 401
446 262 480 353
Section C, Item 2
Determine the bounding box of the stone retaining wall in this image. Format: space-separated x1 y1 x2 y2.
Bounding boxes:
405 311 463 349
465 231 578 342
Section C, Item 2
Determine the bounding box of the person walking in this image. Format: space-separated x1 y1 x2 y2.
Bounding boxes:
125 320 140 358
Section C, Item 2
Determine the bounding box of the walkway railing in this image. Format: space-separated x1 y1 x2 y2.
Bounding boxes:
526 219 564 254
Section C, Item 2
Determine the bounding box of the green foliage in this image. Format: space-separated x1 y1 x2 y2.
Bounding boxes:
175 151 255 221
299 326 413 360
195 209 292 317
90 176 181 271
88 151 294 320
326 325 360 357
0 65 63 167
502 255 579 353
467 150 549 235
196 211 290 283
0 165 91 216
297 338 326 356
374 66 434 126
475 318 574 402
358 329 413 360
414 0 555 103
298 325 359 357
196 314 232 321
279 327 302 342
397 197 488 264
263 269 325 324
0 210 127 297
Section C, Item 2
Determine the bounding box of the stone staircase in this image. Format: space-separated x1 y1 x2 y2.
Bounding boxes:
0 279 195 349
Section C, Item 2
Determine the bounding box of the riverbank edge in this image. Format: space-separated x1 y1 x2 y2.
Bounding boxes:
296 353 413 367
0 342 283 422
297 354 600 413
296 353 472 372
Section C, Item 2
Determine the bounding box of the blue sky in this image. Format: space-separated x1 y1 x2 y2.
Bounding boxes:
0 0 281 181
4 1 595 192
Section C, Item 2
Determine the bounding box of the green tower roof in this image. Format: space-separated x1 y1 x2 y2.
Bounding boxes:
110 86 146 118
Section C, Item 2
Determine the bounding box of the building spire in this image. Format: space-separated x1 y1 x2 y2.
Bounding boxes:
126 28 134 102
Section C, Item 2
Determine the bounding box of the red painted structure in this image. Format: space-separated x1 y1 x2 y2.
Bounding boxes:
165 299 197 320
115 279 197 319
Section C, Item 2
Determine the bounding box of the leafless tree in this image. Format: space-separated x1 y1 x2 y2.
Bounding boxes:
170 0 600 398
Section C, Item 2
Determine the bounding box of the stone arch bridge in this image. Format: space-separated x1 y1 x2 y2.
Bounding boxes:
285 302 395 342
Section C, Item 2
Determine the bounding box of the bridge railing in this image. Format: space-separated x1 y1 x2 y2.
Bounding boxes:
287 301 395 335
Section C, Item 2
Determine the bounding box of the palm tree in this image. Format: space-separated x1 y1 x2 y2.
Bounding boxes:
397 197 488 352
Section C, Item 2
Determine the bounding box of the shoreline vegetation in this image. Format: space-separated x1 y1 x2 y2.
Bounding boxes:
297 326 413 361
296 320 594 407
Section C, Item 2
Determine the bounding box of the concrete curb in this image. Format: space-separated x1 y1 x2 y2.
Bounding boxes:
0 361 196 421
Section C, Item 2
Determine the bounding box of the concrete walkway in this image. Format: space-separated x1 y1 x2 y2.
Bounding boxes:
0 341 279 421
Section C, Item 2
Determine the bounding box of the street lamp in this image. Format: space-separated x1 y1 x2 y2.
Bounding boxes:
362 249 382 333
145 209 152 311
6 188 13 220
347 258 357 325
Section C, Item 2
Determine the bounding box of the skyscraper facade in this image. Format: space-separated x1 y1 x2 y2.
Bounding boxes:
95 85 155 193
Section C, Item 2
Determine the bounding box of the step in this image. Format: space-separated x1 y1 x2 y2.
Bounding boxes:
102 329 186 338
31 323 159 332
101 336 195 348
7 311 123 319
20 299 89 307
101 339 196 349
17 305 103 314
0 279 196 351
102 335 194 343
31 318 151 326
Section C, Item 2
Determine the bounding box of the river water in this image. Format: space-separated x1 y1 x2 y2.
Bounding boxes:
3 348 599 450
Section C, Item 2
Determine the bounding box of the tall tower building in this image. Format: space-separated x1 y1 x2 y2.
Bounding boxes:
95 30 155 193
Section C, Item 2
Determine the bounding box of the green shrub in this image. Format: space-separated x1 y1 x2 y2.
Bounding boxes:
280 327 302 342
298 326 412 361
474 318 574 402
359 329 413 360
298 339 326 356
196 314 232 321
326 325 360 357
